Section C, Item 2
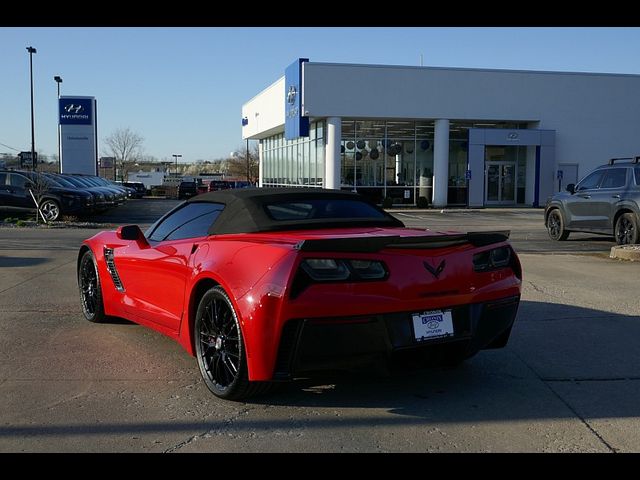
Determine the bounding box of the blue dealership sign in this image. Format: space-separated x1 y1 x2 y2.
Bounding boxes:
59 98 93 125
284 58 309 140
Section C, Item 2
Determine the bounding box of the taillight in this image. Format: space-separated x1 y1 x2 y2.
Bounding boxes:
300 258 388 282
301 259 350 281
348 260 387 279
473 246 512 272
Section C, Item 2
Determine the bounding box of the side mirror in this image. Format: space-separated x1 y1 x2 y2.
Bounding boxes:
117 225 147 245
566 183 575 194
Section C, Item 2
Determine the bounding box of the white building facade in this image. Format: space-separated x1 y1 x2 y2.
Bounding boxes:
242 60 640 207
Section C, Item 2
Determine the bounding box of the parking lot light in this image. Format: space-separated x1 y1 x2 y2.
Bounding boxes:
26 46 37 171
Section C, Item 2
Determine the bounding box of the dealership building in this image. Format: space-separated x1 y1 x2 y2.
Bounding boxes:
241 59 640 207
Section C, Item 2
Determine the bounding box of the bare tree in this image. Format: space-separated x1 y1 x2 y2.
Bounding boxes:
226 144 259 183
27 174 54 224
104 128 144 181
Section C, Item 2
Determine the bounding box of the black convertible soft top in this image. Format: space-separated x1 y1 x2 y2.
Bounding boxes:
185 188 405 235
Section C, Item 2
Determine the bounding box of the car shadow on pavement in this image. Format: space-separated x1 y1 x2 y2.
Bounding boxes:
241 300 640 420
102 315 136 325
0 256 51 267
1 300 639 445
563 235 615 243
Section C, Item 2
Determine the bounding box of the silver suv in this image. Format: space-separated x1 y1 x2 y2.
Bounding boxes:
545 157 640 245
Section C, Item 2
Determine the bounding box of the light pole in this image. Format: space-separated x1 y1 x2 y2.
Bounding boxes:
54 76 62 173
172 154 182 199
26 46 37 171
172 154 182 177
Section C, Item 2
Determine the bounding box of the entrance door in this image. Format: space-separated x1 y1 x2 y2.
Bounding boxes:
485 162 517 205
557 163 579 192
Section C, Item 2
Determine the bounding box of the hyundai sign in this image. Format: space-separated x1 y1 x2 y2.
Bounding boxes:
59 98 93 125
59 96 98 175
284 58 309 140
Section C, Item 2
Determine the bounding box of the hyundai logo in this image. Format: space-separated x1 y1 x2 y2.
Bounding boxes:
64 104 84 114
287 85 297 105
426 320 440 329
507 132 519 140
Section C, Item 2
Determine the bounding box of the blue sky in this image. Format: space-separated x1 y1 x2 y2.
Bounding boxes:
1 27 640 163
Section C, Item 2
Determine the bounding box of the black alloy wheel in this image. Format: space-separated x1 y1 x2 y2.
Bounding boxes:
615 213 639 245
547 209 570 241
78 250 105 323
194 287 272 400
40 199 61 222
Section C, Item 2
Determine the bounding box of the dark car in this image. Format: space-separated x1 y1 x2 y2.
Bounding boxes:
208 180 232 192
545 157 640 245
58 174 117 210
178 181 198 199
0 170 94 221
78 188 522 400
122 181 146 198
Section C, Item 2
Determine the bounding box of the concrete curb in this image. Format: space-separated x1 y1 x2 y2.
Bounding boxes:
610 244 640 261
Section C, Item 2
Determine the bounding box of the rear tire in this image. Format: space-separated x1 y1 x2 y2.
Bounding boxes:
615 213 639 245
546 209 570 241
78 250 106 323
194 287 272 400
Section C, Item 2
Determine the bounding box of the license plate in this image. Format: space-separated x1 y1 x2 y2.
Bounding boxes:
412 310 454 341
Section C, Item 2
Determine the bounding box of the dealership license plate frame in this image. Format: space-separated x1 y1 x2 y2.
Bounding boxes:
412 309 454 342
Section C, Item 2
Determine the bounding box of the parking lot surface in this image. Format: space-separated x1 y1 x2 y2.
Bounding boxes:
0 200 638 452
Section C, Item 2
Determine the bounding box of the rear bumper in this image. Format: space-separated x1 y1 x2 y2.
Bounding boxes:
273 295 520 380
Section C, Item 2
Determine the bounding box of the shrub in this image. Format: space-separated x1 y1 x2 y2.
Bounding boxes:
15 220 26 227
417 196 429 209
382 196 394 208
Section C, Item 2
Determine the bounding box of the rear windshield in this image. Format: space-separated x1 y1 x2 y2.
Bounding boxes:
265 199 386 221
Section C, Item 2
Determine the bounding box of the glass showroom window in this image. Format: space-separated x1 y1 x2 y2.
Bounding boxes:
339 119 434 206
260 121 325 188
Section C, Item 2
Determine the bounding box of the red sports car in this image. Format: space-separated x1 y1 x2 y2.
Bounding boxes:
78 189 522 400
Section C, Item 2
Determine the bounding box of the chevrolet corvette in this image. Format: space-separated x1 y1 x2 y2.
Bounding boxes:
78 189 522 400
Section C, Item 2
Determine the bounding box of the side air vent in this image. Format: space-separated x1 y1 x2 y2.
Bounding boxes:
103 247 125 292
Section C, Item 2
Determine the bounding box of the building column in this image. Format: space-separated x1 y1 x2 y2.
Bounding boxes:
325 117 341 189
432 119 450 207
525 145 536 205
258 141 263 187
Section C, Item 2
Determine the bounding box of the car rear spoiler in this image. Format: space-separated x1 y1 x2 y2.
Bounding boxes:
295 230 511 253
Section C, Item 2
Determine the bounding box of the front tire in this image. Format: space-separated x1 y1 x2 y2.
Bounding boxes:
615 213 639 245
194 287 271 400
546 209 570 241
78 250 106 323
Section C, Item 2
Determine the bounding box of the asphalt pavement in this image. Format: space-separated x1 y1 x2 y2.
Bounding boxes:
0 199 638 452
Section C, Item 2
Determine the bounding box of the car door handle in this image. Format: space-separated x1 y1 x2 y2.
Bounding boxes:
578 194 591 199
612 195 621 199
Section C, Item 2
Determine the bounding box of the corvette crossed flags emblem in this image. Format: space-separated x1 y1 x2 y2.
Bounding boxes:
423 260 446 278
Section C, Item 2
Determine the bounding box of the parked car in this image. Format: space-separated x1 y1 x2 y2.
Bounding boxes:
208 180 232 192
121 181 146 198
77 188 522 400
58 174 117 210
0 169 94 221
178 181 198 199
545 157 640 245
42 173 106 212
